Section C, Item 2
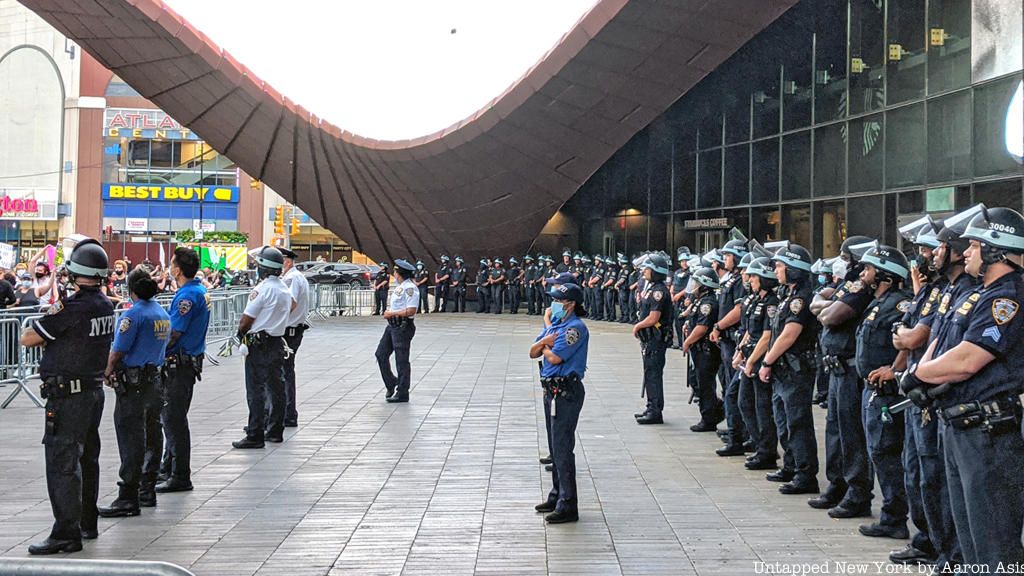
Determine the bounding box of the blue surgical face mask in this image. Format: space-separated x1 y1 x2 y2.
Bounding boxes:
550 301 566 322
817 274 828 286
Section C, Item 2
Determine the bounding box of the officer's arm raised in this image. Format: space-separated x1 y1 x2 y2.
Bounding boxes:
914 341 995 385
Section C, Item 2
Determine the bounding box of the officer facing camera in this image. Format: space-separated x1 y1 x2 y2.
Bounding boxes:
376 259 419 403
21 238 116 555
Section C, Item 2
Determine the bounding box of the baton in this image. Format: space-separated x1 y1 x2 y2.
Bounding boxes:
887 382 953 414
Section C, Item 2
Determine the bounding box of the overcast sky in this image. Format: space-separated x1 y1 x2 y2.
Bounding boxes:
164 0 597 140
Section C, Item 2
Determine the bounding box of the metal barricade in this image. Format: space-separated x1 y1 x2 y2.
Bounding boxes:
0 316 42 408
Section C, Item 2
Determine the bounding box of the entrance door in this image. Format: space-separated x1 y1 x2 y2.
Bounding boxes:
695 230 725 254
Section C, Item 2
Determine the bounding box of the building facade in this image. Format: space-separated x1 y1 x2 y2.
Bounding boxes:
561 0 1024 258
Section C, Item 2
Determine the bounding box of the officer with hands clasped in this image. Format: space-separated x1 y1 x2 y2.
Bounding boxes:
376 260 419 403
633 252 673 425
372 262 390 315
157 247 209 494
22 238 116 555
232 246 295 449
433 255 450 312
738 257 781 470
680 267 725 432
280 247 310 428
414 259 431 314
759 243 820 496
531 283 589 524
450 256 467 313
902 206 1024 570
97 268 170 519
855 244 913 540
670 247 691 346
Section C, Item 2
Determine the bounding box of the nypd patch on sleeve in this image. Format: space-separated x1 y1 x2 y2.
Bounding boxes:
566 327 580 346
178 299 192 316
789 298 804 314
118 317 132 334
699 303 712 316
992 298 1019 326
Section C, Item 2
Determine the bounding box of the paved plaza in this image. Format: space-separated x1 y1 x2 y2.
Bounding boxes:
1 313 902 575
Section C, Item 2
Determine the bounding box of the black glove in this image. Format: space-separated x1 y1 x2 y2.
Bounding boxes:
907 386 931 408
899 367 923 394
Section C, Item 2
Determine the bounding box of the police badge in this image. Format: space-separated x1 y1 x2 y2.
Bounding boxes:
766 305 778 319
789 298 804 314
178 299 193 316
249 290 259 302
118 317 132 334
405 287 415 297
992 298 1019 325
653 290 663 302
566 327 580 346
46 300 64 315
897 300 912 313
699 303 712 316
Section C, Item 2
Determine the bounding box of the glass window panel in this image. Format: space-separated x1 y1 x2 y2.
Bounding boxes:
149 140 175 169
814 0 849 122
782 131 812 200
814 200 847 257
725 92 752 144
752 206 782 242
782 21 814 131
928 0 972 94
973 179 1024 212
884 194 899 245
699 109 723 149
849 0 886 115
127 140 150 167
724 145 750 206
848 113 884 192
650 130 673 214
751 138 780 204
973 74 1024 177
848 194 885 240
698 149 722 209
927 91 972 183
971 0 1023 83
753 69 781 139
782 203 812 248
814 122 846 196
899 190 925 214
886 104 927 187
674 151 696 212
724 208 751 239
886 0 926 104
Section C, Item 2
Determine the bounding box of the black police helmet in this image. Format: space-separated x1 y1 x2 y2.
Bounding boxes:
937 204 985 253
840 235 874 263
253 246 284 271
861 243 911 282
771 242 813 283
962 206 1024 256
746 257 779 289
721 239 748 260
66 238 109 279
692 266 720 290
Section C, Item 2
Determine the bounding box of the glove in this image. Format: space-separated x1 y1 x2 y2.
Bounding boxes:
907 386 931 408
899 367 923 394
239 343 249 357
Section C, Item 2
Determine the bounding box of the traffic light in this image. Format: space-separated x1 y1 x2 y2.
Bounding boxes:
274 205 285 235
290 217 300 236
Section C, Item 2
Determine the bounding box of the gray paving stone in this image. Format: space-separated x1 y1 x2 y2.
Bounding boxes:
0 314 903 574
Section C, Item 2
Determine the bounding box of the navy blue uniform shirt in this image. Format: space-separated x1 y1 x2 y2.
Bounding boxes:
168 278 209 356
536 314 589 379
113 299 171 367
33 287 115 380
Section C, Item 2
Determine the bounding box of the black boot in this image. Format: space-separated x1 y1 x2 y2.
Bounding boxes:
635 412 664 425
28 538 83 555
545 506 579 524
232 436 265 449
98 485 141 518
715 444 746 457
155 477 193 493
139 483 157 508
534 498 557 513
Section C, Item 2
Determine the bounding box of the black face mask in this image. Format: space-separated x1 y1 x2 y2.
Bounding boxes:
35 272 46 279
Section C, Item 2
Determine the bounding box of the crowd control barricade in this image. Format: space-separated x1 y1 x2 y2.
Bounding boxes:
1 316 43 408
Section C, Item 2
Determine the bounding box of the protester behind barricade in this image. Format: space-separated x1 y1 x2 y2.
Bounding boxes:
0 272 17 308
14 272 40 308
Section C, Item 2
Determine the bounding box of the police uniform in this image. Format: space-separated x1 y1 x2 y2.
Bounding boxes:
637 279 673 419
433 259 450 312
928 272 1024 567
687 291 724 427
855 286 913 533
715 270 745 446
476 261 490 313
729 287 760 455
616 262 631 324
238 274 293 445
542 262 557 309
159 277 209 490
415 263 431 313
767 282 819 492
741 287 780 465
534 288 588 522
101 297 170 515
450 259 467 312
602 262 618 321
818 279 874 511
32 284 115 550
490 262 507 314
671 265 690 344
376 262 419 401
589 261 605 320
524 258 539 315
372 266 390 315
508 259 523 314
627 262 641 324
282 261 310 427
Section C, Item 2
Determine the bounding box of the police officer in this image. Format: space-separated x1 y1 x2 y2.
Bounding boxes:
376 260 419 403
22 238 115 555
601 256 618 322
809 235 875 516
627 255 642 324
232 246 295 449
508 257 524 314
476 258 491 313
905 207 1024 569
433 255 451 312
490 258 507 314
723 252 758 457
531 283 589 524
450 256 467 312
711 239 748 449
524 255 539 315
414 259 431 314
556 250 572 274
571 253 583 280
588 256 605 320
280 247 310 428
810 258 836 407
738 257 781 469
616 255 631 324
372 261 390 315
97 269 170 518
670 247 692 347
542 256 557 309
633 252 673 425
855 244 913 540
759 243 820 495
680 267 725 432
156 247 209 494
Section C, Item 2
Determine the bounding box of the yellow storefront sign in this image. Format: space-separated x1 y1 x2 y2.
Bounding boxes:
101 184 239 203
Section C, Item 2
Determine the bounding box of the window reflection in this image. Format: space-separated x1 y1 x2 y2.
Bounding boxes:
814 123 846 196
752 138 780 203
849 0 886 115
927 92 972 182
887 104 927 187
814 0 849 122
887 0 926 104
928 0 972 94
848 113 884 192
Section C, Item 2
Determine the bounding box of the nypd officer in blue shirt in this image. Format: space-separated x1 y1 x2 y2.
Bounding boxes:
157 247 209 494
903 207 1024 570
531 282 588 524
22 239 116 555
97 269 170 518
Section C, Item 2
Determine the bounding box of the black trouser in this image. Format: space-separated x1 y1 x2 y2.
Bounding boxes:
244 335 285 440
618 289 630 322
822 369 872 507
641 339 667 415
375 321 415 396
433 283 448 312
720 339 745 444
419 285 430 313
509 284 522 313
43 385 104 541
629 289 639 323
373 289 388 314
113 368 163 501
477 285 490 313
453 285 466 312
526 284 538 314
543 384 585 513
773 364 818 487
602 288 615 320
864 390 907 528
751 369 780 462
492 285 506 314
943 414 1024 569
160 360 197 482
905 406 958 568
591 287 604 319
691 347 723 424
737 370 762 452
283 326 306 423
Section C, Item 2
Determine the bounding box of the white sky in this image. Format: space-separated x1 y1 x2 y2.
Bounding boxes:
164 0 597 140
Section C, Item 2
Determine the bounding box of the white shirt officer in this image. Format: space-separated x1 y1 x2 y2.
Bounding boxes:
244 275 294 337
282 265 310 328
389 274 420 312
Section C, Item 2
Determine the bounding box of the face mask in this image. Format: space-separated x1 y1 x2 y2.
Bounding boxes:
550 301 567 322
417 265 423 270
19 281 31 289
817 275 828 286
35 273 46 279
831 259 848 280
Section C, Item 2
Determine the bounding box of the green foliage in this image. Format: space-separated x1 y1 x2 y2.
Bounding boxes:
175 230 248 244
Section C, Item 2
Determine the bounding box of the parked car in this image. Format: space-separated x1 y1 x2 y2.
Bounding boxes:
303 263 371 287
295 261 321 272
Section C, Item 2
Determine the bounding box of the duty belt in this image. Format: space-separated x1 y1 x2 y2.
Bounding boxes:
165 353 204 380
866 379 899 397
387 317 414 328
540 375 581 417
40 375 102 399
822 354 855 375
939 395 1023 435
243 331 280 346
113 364 161 394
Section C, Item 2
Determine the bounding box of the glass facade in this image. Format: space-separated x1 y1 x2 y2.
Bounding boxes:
559 0 1024 258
